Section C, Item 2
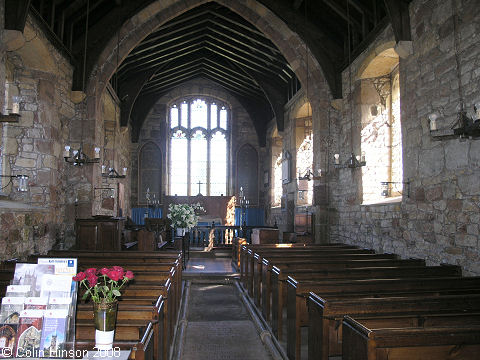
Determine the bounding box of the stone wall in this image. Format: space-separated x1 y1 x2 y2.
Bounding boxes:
131 78 265 217
0 14 76 257
328 0 480 275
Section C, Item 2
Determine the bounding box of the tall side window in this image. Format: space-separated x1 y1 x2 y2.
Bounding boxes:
168 97 229 196
271 136 283 207
295 106 313 206
359 49 402 203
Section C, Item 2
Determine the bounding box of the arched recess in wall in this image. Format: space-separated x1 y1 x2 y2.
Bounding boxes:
138 141 162 205
236 144 258 205
294 102 313 206
86 0 329 141
358 47 402 203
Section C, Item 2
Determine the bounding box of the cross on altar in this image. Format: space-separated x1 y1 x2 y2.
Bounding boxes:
196 180 204 196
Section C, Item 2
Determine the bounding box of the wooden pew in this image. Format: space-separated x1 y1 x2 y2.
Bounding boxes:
76 296 165 360
251 248 378 306
1 253 180 360
238 243 357 285
231 237 247 270
269 264 460 340
287 276 480 360
342 315 480 360
307 291 480 360
245 251 397 299
263 257 426 326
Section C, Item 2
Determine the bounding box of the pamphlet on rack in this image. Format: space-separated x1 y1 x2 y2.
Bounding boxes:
0 258 78 357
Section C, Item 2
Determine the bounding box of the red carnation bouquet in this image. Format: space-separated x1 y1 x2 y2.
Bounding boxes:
72 266 134 303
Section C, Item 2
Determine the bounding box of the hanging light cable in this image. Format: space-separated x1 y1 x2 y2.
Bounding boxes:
64 0 100 166
103 22 126 179
333 0 366 169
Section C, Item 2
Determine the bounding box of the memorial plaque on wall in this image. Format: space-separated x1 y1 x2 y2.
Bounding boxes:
236 144 258 204
139 142 162 204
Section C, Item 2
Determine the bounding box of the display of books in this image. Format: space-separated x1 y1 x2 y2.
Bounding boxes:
0 258 78 358
0 297 25 324
16 309 44 357
5 285 31 298
0 323 18 358
13 264 55 297
40 309 68 357
24 297 48 310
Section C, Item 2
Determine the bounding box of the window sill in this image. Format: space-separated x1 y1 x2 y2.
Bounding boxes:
361 196 402 206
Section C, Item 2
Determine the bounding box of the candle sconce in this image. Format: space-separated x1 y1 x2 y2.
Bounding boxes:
101 165 127 179
64 145 100 166
429 102 480 140
297 169 323 181
0 96 21 122
0 175 29 192
380 180 410 198
333 152 366 169
0 113 20 123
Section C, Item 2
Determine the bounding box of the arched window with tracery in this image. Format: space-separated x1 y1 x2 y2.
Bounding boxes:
168 97 230 196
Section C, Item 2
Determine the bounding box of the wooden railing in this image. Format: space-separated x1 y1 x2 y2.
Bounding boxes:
186 224 254 247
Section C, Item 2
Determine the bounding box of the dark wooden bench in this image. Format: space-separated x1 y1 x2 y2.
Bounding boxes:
245 251 397 299
342 314 480 360
287 276 480 360
76 296 165 360
251 248 378 305
269 264 460 340
263 257 426 325
239 243 357 285
307 292 480 360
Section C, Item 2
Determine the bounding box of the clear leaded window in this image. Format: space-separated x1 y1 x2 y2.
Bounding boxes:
169 97 229 196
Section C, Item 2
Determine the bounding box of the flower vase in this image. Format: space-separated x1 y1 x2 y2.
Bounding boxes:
176 228 186 237
93 301 118 350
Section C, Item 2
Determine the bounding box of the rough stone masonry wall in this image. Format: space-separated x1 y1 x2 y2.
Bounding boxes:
330 0 480 275
132 78 264 211
0 14 76 257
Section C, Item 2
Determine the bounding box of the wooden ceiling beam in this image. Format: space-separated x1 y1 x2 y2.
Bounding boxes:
5 0 32 31
293 0 304 10
205 34 287 74
119 33 205 71
119 43 204 78
204 42 288 82
128 19 209 57
383 0 411 42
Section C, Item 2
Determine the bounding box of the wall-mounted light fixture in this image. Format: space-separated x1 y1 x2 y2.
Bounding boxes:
333 152 366 169
101 165 126 179
0 175 29 192
429 103 480 140
64 145 100 166
0 96 21 123
298 169 322 181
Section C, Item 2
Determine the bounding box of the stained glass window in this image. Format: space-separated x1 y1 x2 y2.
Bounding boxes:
219 106 227 130
180 101 188 127
191 99 208 128
210 131 227 195
170 105 178 128
191 130 207 195
210 103 217 129
169 98 229 196
170 130 188 196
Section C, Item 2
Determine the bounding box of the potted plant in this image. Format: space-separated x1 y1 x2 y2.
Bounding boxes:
167 203 204 236
73 267 134 350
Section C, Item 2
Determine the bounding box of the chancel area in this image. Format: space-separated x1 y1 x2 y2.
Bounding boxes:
0 0 480 359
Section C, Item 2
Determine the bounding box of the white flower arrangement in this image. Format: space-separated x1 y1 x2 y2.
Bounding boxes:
167 203 204 229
